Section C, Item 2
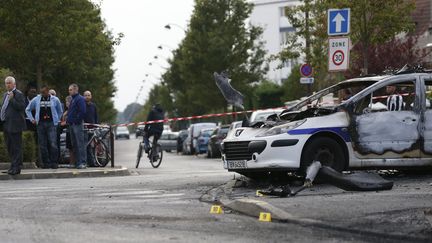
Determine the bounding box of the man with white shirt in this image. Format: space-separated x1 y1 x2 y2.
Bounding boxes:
1 76 27 175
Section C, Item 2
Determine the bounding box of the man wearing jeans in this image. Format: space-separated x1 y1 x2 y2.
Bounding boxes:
26 85 63 169
66 84 87 169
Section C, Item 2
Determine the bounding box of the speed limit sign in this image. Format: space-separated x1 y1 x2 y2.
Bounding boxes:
328 37 349 71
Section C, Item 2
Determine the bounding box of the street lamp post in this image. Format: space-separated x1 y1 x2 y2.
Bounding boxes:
164 23 187 33
148 61 168 69
158 44 174 51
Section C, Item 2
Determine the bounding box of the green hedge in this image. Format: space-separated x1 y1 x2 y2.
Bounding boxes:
0 131 37 162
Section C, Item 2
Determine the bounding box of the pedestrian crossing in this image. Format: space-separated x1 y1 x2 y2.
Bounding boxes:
0 186 188 203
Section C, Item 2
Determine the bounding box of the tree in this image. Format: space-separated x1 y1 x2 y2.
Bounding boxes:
253 81 284 109
118 103 142 124
0 0 120 122
282 64 309 102
343 0 415 74
346 35 430 78
162 0 267 117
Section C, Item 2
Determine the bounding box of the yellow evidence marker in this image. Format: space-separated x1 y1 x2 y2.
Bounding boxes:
259 212 272 222
256 190 264 197
210 205 223 214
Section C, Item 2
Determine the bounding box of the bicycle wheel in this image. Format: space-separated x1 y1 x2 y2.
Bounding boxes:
150 144 163 168
136 142 143 168
94 140 110 167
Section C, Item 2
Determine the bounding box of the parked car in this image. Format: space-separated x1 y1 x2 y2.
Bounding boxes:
159 131 179 152
186 123 217 154
227 121 243 137
207 125 230 158
135 125 145 138
115 126 130 140
196 128 214 154
177 129 188 153
182 132 192 155
221 70 432 179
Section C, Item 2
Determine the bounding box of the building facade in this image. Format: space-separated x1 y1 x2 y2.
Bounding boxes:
250 0 301 84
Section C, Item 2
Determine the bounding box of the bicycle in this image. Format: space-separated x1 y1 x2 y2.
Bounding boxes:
86 126 112 167
136 138 163 169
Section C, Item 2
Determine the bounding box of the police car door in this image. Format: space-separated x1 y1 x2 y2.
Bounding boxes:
349 76 421 164
420 75 432 165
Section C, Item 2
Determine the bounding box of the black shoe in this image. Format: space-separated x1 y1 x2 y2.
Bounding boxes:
50 164 58 169
8 169 21 175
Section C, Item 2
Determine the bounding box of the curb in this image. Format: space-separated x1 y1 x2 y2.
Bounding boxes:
220 197 320 224
0 167 130 180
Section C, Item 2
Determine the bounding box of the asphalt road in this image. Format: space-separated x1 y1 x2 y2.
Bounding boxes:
0 136 430 242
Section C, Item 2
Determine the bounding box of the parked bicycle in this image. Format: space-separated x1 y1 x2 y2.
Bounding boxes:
136 139 163 169
86 126 112 167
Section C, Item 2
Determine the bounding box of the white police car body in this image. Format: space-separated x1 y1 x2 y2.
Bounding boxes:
222 72 432 177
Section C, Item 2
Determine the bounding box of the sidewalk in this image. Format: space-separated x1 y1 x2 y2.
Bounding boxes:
0 166 130 180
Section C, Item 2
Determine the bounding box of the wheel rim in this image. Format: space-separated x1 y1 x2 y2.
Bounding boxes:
313 146 335 167
94 142 108 167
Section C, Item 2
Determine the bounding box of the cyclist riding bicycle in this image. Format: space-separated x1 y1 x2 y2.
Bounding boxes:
143 104 164 160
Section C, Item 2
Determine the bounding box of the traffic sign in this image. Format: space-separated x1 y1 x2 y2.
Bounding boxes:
328 37 350 72
328 8 350 36
300 77 314 84
300 64 313 77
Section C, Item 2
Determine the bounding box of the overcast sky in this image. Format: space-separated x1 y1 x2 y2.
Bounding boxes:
94 0 195 111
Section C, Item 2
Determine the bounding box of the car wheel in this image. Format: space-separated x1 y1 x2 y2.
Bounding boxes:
300 137 346 173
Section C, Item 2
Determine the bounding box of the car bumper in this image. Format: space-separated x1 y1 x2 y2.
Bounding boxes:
221 134 309 171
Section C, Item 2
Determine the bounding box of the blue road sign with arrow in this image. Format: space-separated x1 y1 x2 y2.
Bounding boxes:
328 8 350 36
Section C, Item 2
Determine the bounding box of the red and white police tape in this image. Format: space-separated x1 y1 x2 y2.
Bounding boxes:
87 106 289 128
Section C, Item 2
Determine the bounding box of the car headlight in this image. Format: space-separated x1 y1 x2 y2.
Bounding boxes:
256 119 306 137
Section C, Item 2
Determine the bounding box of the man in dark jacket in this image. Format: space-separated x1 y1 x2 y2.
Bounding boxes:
83 90 99 125
66 84 87 169
83 90 98 166
1 76 27 175
143 104 164 160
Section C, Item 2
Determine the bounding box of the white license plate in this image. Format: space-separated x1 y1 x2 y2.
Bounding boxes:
227 160 247 169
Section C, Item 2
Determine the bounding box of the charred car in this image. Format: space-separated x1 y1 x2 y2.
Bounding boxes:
221 72 432 178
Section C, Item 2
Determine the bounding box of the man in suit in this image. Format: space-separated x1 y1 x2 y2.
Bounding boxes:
1 76 27 175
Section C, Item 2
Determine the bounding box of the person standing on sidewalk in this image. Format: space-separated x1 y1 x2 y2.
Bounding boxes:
67 84 87 169
61 96 75 167
1 76 27 175
25 85 63 169
83 90 99 167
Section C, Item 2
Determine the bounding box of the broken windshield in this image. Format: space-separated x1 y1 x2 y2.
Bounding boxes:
286 78 381 112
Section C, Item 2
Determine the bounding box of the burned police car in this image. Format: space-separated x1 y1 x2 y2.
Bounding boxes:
221 70 432 178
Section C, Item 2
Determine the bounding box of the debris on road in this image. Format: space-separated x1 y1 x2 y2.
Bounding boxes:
258 161 394 198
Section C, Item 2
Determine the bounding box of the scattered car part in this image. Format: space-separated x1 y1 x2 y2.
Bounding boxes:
316 167 394 191
258 161 394 198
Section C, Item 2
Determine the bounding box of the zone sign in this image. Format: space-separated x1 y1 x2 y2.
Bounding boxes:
328 37 349 72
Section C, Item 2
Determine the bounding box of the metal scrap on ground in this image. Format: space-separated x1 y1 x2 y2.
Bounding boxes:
259 162 394 198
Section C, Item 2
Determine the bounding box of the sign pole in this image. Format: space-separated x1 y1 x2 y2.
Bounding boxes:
304 0 312 96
